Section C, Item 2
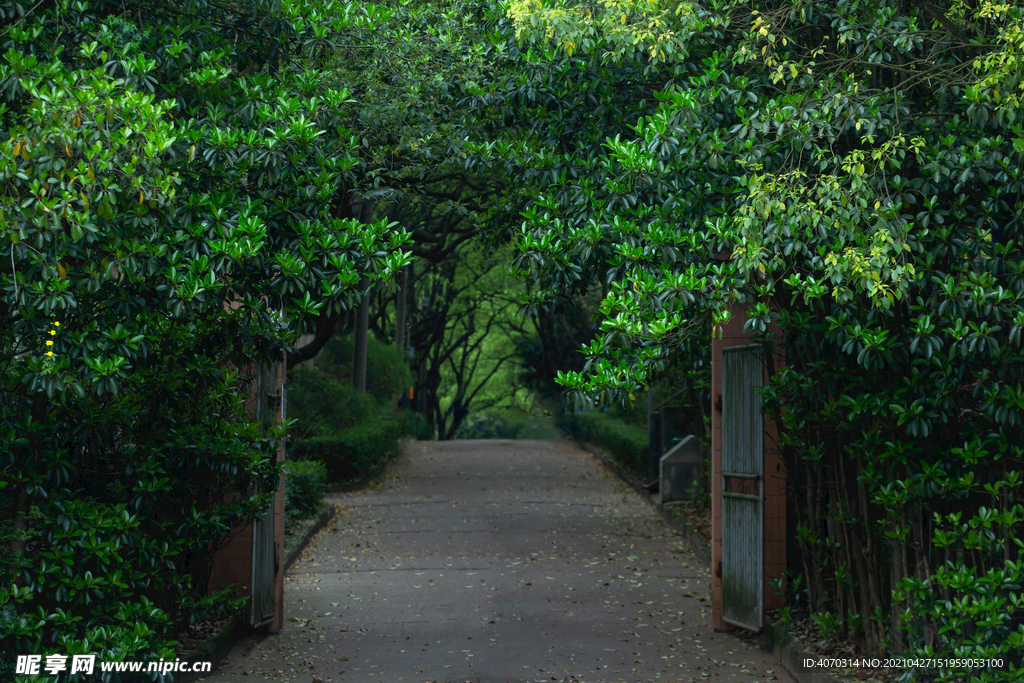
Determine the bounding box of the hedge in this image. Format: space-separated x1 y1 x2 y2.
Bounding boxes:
454 410 559 440
289 418 402 484
283 460 327 519
400 409 431 441
314 334 414 402
557 411 648 475
286 367 380 439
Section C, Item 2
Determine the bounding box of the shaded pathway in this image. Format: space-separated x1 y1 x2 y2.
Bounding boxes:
206 439 794 683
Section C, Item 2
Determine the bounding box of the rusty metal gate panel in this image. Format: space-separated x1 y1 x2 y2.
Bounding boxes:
721 347 764 632
251 363 277 627
251 506 275 627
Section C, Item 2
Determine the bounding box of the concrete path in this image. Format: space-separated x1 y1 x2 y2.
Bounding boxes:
205 439 794 683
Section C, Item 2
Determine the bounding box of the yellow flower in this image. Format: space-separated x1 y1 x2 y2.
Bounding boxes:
46 340 54 346
45 351 54 357
49 330 56 336
53 321 60 327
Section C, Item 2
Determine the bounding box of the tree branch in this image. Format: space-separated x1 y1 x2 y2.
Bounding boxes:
286 310 339 370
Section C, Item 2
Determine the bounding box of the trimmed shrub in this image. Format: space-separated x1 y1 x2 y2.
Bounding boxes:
518 416 560 440
284 460 327 519
286 367 379 439
400 409 431 441
290 419 401 484
557 411 648 475
315 335 414 402
455 411 524 439
454 410 559 441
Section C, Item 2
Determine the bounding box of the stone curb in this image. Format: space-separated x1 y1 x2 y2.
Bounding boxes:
173 615 241 683
765 623 847 683
284 504 337 573
573 438 712 568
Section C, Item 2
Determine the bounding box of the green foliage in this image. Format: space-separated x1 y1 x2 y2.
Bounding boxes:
506 0 718 64
0 0 514 667
315 335 414 403
2 363 279 671
400 409 432 441
286 345 412 482
454 409 559 440
512 296 598 401
556 410 648 475
284 460 328 520
406 242 527 440
286 367 381 440
286 360 404 483
495 0 1024 668
0 603 15 682
290 421 401 484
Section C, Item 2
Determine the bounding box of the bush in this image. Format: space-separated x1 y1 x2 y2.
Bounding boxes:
290 418 402 484
287 356 409 486
400 409 432 441
455 411 524 439
454 410 559 440
518 416 560 440
315 335 414 402
557 411 648 475
2 369 278 670
284 460 327 519
286 367 380 439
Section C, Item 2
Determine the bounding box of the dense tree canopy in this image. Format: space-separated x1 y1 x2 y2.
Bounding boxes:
494 0 1024 675
0 0 503 669
3 0 1023 677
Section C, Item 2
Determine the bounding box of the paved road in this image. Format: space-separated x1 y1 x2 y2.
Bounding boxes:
206 439 794 683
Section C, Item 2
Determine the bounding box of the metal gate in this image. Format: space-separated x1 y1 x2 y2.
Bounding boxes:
251 505 275 627
251 363 277 627
721 347 764 631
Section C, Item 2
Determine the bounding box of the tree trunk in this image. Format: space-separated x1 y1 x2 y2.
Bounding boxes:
829 463 849 639
392 268 408 409
808 448 826 612
910 503 935 649
350 200 375 393
286 310 340 370
890 516 906 654
855 451 885 653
